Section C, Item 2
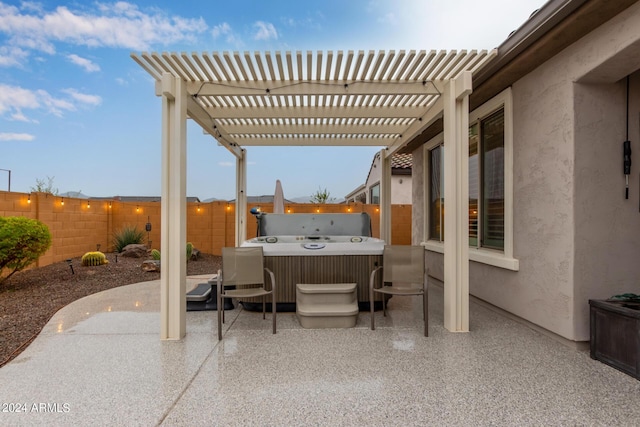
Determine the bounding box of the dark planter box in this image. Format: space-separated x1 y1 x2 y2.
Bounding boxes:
589 299 640 380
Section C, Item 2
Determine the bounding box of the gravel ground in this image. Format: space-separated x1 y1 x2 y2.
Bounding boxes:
0 252 221 368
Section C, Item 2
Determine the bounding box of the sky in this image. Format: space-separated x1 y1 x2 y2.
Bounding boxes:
0 0 546 201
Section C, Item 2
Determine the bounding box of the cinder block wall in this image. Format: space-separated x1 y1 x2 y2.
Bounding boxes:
1 191 411 267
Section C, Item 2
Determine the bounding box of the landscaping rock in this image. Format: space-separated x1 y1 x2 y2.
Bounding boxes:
141 260 160 272
121 244 149 258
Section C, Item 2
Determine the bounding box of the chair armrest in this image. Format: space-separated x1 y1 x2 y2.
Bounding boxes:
369 266 383 291
264 267 276 292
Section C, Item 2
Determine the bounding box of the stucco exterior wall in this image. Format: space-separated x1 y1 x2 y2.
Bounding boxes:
365 153 413 205
573 75 640 339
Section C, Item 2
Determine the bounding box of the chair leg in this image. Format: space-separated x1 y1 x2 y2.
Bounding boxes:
217 286 222 341
423 289 428 337
370 289 375 331
263 298 266 320
382 295 387 317
272 294 276 334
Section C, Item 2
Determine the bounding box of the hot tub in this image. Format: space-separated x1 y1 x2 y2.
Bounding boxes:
240 213 384 310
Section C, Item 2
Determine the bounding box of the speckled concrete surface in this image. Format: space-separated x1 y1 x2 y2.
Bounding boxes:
1 276 639 426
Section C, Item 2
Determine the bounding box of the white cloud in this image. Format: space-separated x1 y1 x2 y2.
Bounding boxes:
0 1 208 57
212 22 231 39
0 45 29 67
0 132 35 141
0 83 100 120
253 21 278 41
61 88 102 106
67 54 100 72
219 161 234 167
212 22 240 46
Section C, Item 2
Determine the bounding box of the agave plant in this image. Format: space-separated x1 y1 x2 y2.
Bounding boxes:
112 225 145 253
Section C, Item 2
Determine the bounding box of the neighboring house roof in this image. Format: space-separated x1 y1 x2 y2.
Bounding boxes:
391 153 412 174
228 195 296 204
91 196 202 203
345 152 413 199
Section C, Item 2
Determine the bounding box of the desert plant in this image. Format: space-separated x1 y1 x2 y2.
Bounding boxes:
149 243 194 262
310 187 335 204
112 225 145 253
81 251 108 266
0 217 52 285
30 176 58 195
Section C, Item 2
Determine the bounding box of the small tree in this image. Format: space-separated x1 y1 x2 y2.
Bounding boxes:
310 187 335 204
30 176 58 195
0 217 52 285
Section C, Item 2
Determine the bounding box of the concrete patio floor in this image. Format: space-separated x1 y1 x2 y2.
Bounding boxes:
0 275 639 426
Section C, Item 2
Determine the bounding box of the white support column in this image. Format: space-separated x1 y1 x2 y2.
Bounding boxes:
235 148 247 246
160 73 188 340
443 72 472 333
379 149 392 243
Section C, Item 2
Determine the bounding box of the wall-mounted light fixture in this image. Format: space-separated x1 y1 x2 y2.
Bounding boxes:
61 197 64 206
226 202 231 211
109 201 112 209
197 203 201 212
87 201 91 209
27 194 31 204
136 205 140 213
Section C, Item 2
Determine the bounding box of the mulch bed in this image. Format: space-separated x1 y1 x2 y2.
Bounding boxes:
0 253 221 368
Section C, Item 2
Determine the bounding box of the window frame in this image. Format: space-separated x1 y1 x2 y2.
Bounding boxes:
369 182 380 204
422 87 518 271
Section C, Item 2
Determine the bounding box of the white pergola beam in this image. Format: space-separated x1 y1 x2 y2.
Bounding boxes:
160 73 187 340
379 149 392 244
229 135 396 146
235 149 247 246
202 105 428 119
185 96 243 158
443 71 472 333
385 96 444 155
221 122 408 135
187 80 440 97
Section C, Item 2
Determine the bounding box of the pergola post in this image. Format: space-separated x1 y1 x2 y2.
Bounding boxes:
235 148 247 246
443 71 472 332
379 149 392 243
160 73 187 340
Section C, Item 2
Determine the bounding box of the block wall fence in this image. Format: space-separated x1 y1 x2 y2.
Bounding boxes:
0 191 412 267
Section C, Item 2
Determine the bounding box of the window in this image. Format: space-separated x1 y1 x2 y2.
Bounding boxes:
423 88 517 271
429 144 444 242
470 108 505 250
369 183 380 204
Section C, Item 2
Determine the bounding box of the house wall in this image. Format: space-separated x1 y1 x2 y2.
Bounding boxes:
365 153 413 204
415 2 640 341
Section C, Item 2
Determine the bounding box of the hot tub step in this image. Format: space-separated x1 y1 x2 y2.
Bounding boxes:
296 283 358 329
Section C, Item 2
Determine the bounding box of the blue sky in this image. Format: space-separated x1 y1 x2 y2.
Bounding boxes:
0 0 545 201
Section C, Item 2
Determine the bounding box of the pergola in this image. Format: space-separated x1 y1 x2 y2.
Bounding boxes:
131 49 497 340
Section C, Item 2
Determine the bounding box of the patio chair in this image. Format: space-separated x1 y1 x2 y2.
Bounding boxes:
369 245 428 337
217 246 276 340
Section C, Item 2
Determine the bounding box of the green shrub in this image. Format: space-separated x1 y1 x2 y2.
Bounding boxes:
148 243 194 262
81 251 108 266
0 216 52 285
112 225 145 253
